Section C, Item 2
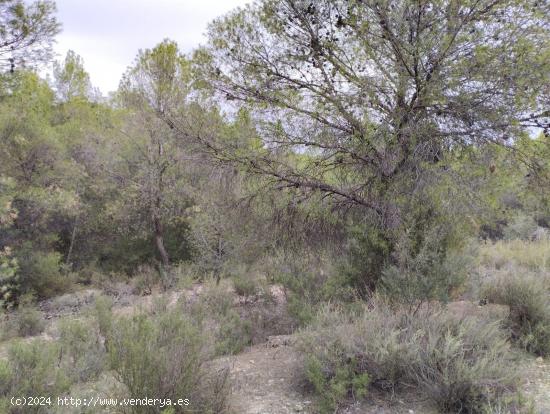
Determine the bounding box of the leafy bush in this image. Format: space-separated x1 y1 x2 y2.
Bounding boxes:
232 272 275 304
3 295 46 339
194 279 234 317
93 294 114 339
232 274 259 302
13 303 45 337
304 349 370 413
285 294 317 327
58 318 106 382
186 281 252 356
214 310 252 355
105 307 229 413
0 246 19 310
380 227 471 307
18 250 71 299
482 272 550 356
156 262 196 291
412 315 516 413
171 262 198 290
267 250 354 327
0 340 70 413
339 226 392 294
299 300 519 414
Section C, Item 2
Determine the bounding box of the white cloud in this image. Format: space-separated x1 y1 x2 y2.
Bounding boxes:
52 0 249 94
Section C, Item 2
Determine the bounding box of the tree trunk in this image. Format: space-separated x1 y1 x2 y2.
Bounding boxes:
66 215 78 266
153 136 169 267
153 214 170 267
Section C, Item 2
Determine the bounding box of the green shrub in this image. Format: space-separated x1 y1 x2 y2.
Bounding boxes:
14 306 45 337
275 268 321 327
0 362 10 412
267 250 353 327
106 308 229 413
286 294 316 327
480 392 536 414
58 318 106 382
0 340 70 413
93 295 114 339
214 310 252 356
0 295 46 340
304 349 370 413
380 227 471 307
18 250 71 299
412 315 516 413
482 272 550 356
232 274 259 302
194 279 233 317
172 262 197 290
132 264 160 295
185 281 252 356
0 246 19 310
158 262 196 291
339 225 392 294
299 301 519 414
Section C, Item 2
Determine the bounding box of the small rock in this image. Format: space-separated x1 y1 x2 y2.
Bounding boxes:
536 357 544 363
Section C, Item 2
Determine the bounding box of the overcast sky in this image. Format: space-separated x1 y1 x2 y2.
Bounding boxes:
51 0 250 95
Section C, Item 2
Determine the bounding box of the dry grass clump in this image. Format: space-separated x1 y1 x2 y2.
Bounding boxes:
478 239 550 272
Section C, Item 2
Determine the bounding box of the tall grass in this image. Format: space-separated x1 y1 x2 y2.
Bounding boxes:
478 240 550 356
478 239 550 272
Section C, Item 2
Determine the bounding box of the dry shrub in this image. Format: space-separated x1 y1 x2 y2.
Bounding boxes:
482 272 550 357
0 340 71 413
58 318 106 382
131 264 160 296
478 240 550 356
299 300 520 413
105 306 230 413
12 304 45 337
1 296 45 340
184 280 252 356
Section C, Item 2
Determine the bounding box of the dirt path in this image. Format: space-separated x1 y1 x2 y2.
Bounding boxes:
218 337 311 414
221 336 437 414
524 357 550 414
